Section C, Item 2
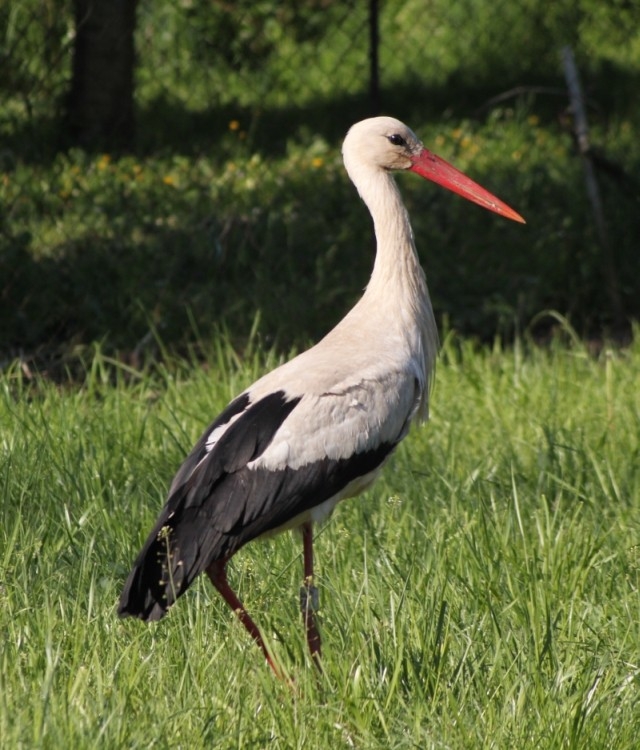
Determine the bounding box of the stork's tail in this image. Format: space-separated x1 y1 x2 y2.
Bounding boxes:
117 512 207 622
118 560 173 622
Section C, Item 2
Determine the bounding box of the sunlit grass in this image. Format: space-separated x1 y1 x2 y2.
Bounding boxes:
1 334 639 748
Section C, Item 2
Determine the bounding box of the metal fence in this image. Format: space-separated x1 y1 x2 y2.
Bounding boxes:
3 0 634 140
131 0 613 118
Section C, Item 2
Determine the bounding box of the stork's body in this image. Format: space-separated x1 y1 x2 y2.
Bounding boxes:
118 117 523 673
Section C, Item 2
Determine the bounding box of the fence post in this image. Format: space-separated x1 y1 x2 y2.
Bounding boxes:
561 46 624 329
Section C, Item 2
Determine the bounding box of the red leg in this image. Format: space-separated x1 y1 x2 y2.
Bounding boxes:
206 559 281 677
300 522 322 667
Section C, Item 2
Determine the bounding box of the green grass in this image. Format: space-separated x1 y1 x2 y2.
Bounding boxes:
3 5 639 744
1 332 639 748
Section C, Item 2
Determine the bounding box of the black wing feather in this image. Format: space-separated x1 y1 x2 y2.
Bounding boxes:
168 392 250 496
118 390 300 621
118 389 395 622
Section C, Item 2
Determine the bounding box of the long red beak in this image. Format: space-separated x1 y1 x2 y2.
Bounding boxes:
410 149 525 224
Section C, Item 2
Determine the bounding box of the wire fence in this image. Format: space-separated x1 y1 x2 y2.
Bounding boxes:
131 0 628 119
5 0 634 138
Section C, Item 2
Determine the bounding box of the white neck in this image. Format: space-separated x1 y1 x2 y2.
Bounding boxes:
347 162 439 415
359 169 424 296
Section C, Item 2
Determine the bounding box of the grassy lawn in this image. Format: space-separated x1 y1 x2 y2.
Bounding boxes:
1 334 639 748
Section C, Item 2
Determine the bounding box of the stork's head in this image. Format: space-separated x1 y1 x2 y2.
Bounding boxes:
342 116 525 224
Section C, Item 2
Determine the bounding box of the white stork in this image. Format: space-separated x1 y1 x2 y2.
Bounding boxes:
118 116 524 674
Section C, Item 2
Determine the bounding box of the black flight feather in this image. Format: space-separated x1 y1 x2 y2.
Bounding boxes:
167 392 250 495
118 390 299 621
118 389 396 622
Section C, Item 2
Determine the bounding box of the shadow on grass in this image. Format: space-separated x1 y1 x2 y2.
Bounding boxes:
3 147 638 374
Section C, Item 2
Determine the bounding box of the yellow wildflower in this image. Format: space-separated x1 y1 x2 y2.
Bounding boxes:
229 120 240 131
311 157 324 168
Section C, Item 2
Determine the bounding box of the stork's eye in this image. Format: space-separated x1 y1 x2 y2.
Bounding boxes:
387 134 407 147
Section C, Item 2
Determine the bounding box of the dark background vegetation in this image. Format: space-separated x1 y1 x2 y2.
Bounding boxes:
1 0 639 368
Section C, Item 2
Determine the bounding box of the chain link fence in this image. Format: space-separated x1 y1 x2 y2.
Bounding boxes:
2 1 638 149
132 1 635 120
